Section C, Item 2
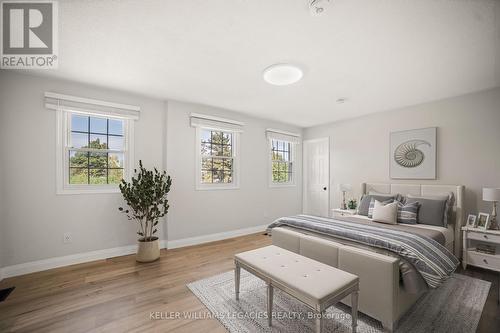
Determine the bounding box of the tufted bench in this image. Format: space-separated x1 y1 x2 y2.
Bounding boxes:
234 245 359 333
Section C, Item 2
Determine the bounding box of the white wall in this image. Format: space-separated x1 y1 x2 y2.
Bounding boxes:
496 1 500 85
166 101 302 241
7 70 496 271
303 87 500 218
0 72 303 269
0 171 3 271
0 72 166 267
0 81 5 272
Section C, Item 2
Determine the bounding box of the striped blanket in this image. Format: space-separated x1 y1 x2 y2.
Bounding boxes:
267 215 459 288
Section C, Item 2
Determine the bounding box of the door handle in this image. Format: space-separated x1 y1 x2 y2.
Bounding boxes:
323 187 327 191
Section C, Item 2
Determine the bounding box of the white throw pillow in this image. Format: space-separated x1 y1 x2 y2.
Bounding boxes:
372 200 398 225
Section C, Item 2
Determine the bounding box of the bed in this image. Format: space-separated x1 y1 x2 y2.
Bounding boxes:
268 182 464 332
331 208 456 253
360 182 463 257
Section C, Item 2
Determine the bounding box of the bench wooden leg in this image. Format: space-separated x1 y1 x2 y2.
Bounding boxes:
351 290 358 333
234 261 240 301
315 312 323 333
267 283 273 326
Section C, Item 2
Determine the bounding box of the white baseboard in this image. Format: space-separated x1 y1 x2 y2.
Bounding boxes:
1 224 267 279
2 244 141 279
166 224 268 249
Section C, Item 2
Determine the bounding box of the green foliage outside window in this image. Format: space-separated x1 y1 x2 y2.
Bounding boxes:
69 114 125 185
201 130 233 184
272 140 293 183
69 138 124 184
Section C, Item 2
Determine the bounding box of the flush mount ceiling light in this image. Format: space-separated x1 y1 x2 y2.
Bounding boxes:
263 64 303 86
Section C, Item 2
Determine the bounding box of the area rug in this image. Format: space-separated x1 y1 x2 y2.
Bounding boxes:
187 271 490 333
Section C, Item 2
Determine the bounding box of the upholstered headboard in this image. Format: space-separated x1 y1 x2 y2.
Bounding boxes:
361 183 465 258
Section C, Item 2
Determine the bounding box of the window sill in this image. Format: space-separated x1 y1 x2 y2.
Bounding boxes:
57 186 121 195
269 183 296 188
195 185 240 191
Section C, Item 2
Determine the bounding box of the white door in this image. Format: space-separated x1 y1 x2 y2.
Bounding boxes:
303 138 330 217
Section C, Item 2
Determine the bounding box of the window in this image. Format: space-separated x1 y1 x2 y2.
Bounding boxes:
196 128 239 189
47 92 138 194
266 129 300 187
190 113 243 190
200 129 233 184
68 114 126 185
271 140 294 184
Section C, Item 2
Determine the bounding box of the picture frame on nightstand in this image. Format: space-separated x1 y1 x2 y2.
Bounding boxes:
466 214 477 228
477 213 490 230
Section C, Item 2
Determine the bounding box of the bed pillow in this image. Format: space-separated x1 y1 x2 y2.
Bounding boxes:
397 201 420 225
443 192 455 226
372 200 398 225
405 195 448 227
368 198 394 218
359 193 396 216
369 191 405 203
406 193 454 227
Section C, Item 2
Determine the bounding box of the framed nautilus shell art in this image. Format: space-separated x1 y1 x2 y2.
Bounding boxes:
390 127 437 179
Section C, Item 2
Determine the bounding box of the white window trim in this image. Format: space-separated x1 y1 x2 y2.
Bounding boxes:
195 127 240 191
268 138 297 188
45 92 140 120
55 109 135 195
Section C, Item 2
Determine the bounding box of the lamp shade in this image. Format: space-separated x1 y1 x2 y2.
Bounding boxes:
483 188 500 202
338 184 352 192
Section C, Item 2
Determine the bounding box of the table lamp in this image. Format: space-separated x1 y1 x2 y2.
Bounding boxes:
338 184 352 210
483 188 500 230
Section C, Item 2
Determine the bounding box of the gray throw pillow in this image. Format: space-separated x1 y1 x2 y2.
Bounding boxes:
369 191 405 203
406 193 454 227
397 201 420 224
358 194 395 216
405 196 447 227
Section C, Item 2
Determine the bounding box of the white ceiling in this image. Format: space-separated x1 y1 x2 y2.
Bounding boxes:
27 0 500 127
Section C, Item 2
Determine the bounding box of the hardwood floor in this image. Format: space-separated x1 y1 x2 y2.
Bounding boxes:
456 266 500 333
0 233 271 333
0 233 498 332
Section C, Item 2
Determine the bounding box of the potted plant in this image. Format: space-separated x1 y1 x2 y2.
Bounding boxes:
119 160 172 262
347 198 357 211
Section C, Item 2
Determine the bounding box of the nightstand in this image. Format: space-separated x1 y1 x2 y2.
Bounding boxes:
462 227 500 303
332 208 357 219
